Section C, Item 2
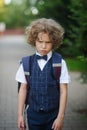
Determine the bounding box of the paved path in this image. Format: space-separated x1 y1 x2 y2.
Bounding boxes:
0 35 87 130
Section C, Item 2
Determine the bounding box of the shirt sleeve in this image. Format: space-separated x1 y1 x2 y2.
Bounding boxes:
60 59 70 84
15 64 27 84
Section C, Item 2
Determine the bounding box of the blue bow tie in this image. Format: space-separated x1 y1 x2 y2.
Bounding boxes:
36 55 47 61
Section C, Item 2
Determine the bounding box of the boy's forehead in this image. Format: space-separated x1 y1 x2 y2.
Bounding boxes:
37 32 43 39
37 32 50 40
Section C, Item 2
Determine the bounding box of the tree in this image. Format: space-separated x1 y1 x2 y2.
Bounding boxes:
35 0 81 57
79 0 87 56
0 0 35 29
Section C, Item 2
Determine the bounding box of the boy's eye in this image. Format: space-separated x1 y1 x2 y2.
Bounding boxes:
38 40 51 44
46 41 51 43
38 40 43 43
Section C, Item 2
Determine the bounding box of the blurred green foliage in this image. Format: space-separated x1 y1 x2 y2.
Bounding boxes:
66 58 87 72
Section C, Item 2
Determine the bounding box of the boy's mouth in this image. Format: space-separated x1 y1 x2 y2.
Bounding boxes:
40 50 47 54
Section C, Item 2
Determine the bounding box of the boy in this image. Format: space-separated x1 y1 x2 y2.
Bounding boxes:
16 18 70 130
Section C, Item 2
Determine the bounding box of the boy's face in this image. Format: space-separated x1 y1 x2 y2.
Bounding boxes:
35 32 53 55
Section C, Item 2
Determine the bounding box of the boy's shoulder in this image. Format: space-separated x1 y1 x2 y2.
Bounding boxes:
21 53 35 67
52 52 62 62
21 54 35 73
52 52 62 57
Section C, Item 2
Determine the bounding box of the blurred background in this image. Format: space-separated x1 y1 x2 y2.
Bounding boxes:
0 0 87 130
0 0 87 58
0 0 87 73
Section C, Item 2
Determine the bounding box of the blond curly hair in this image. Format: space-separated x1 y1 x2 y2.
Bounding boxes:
25 18 64 49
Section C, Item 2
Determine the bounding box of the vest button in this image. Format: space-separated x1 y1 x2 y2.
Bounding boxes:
40 108 43 110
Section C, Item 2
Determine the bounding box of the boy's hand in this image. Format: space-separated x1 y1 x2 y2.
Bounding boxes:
52 117 63 130
18 115 26 130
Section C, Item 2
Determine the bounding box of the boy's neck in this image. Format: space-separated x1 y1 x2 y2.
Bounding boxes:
36 50 52 56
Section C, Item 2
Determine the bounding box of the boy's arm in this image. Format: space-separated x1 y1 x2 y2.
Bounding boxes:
52 83 68 130
57 83 68 120
18 83 27 130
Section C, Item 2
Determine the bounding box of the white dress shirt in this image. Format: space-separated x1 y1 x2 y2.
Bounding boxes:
16 51 70 84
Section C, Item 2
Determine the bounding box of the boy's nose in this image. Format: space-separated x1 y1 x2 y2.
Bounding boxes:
42 42 46 48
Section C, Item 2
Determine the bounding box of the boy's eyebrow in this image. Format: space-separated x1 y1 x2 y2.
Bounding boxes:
37 38 51 43
37 39 51 43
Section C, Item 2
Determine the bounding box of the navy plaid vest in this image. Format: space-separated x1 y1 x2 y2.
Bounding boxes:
26 53 62 112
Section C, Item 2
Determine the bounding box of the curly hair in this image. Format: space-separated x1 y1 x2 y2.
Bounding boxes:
25 18 64 49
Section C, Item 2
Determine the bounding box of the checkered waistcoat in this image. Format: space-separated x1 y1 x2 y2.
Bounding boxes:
27 53 62 112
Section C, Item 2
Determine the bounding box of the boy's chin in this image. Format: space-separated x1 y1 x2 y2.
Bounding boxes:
38 50 49 56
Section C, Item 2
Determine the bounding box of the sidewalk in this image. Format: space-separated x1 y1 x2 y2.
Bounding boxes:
63 72 87 130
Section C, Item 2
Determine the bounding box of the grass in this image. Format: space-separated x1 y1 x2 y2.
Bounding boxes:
65 58 87 72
